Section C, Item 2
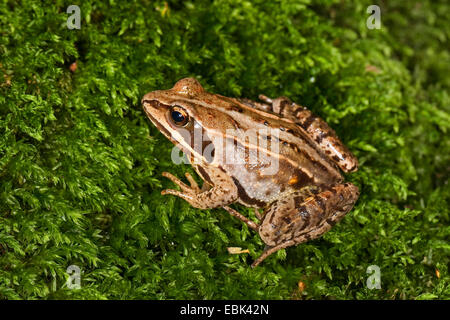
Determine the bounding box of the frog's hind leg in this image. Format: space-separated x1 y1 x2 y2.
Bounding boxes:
252 183 359 267
257 95 359 173
251 242 294 268
223 206 260 231
292 105 359 173
237 98 272 112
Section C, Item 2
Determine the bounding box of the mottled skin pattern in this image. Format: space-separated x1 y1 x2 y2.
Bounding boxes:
142 78 359 267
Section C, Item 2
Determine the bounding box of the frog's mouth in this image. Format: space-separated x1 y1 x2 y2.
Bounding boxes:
142 99 173 140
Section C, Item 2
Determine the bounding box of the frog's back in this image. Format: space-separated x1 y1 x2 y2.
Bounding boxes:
207 96 345 207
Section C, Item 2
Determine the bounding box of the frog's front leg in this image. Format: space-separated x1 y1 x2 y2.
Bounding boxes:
252 183 359 267
162 171 238 209
162 171 260 230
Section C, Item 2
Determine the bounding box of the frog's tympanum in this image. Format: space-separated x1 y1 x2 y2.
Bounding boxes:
142 78 359 267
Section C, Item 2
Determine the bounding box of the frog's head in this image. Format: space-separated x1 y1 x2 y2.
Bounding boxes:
142 78 203 134
142 78 236 164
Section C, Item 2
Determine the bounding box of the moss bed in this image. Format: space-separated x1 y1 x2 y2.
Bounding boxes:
0 0 449 299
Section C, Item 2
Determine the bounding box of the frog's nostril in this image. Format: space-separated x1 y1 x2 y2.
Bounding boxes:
142 99 162 110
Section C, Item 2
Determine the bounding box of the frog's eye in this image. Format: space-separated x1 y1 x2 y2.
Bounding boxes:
169 106 189 127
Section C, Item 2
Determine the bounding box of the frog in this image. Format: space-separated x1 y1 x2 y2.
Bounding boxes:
142 78 360 267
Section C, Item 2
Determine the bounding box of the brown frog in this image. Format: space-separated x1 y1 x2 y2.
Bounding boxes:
142 78 359 267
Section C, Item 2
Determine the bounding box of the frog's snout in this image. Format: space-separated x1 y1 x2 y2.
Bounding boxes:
141 92 157 106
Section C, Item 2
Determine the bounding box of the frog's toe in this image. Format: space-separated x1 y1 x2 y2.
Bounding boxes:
184 172 200 192
258 94 272 104
254 208 263 220
161 188 177 196
162 171 178 181
162 172 191 192
161 188 194 200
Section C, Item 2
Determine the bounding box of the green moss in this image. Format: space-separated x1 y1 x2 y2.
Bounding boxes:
0 0 448 299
